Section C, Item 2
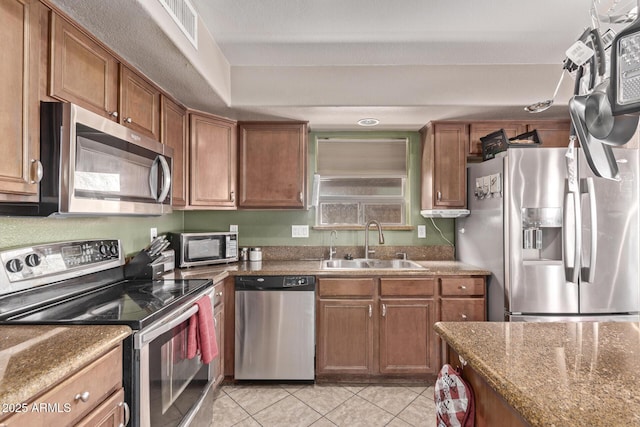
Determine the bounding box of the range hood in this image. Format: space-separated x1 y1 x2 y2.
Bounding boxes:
420 209 470 218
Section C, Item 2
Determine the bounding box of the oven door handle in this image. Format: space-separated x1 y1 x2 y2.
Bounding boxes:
136 304 198 349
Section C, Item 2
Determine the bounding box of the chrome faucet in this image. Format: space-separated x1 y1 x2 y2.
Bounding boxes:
329 230 338 260
364 220 385 259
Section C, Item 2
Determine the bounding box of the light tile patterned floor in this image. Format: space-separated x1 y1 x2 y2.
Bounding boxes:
212 383 437 427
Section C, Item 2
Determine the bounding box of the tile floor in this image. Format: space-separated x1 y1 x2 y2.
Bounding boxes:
212 383 437 426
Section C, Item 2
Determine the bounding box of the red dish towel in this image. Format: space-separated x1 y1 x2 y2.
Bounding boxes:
187 296 218 364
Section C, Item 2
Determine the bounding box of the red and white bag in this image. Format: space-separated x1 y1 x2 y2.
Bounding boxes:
434 364 475 427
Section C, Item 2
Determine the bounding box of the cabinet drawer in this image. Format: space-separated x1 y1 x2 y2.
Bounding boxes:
75 388 126 427
380 278 435 297
440 277 485 296
213 281 224 308
1 346 122 426
318 278 374 297
441 298 485 321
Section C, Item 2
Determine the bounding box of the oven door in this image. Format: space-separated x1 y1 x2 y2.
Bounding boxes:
135 287 214 427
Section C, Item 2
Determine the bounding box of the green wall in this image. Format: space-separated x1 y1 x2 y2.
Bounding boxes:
0 213 183 257
0 131 455 253
184 131 455 248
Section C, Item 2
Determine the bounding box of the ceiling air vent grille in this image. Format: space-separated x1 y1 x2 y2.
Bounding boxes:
158 0 198 49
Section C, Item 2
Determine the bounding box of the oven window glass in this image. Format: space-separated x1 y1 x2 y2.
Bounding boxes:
149 322 210 426
187 237 222 260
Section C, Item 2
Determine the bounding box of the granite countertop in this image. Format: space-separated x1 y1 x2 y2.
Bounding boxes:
0 325 131 407
168 259 490 280
434 321 640 427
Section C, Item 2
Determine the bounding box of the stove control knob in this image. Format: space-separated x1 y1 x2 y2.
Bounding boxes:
6 258 23 273
25 253 41 267
109 244 119 256
99 244 109 256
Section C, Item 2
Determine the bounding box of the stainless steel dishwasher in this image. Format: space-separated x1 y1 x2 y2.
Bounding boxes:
235 275 316 380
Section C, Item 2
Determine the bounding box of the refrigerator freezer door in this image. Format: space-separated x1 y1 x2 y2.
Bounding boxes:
456 156 505 321
578 148 640 314
507 148 579 315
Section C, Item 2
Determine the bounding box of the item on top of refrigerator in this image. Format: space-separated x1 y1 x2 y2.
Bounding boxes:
508 130 541 146
480 129 509 161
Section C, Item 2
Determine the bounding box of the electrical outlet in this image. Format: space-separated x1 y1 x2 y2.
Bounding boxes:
292 225 309 238
150 227 158 242
418 225 427 239
230 224 238 232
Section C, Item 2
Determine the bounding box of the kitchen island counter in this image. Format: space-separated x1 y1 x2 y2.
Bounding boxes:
0 325 131 407
434 321 640 427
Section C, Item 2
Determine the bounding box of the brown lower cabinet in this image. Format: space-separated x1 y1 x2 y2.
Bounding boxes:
446 346 528 427
316 276 484 380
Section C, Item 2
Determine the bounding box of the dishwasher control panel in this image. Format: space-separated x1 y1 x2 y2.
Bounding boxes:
283 276 313 287
235 275 315 291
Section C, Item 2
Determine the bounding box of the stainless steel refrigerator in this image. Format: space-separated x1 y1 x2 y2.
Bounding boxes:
456 147 640 322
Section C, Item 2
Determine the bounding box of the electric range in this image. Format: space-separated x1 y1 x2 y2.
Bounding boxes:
0 239 215 427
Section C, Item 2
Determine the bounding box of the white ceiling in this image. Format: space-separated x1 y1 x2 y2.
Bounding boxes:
48 0 633 130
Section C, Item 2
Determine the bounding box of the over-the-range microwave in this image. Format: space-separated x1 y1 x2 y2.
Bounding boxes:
0 102 173 216
168 232 239 268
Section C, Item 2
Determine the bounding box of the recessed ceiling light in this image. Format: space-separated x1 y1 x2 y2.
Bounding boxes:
357 118 380 127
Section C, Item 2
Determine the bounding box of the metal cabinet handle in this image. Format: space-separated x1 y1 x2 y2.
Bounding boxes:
299 192 304 202
118 401 130 427
30 159 43 184
109 111 119 118
216 291 223 297
461 313 468 320
124 117 132 123
74 391 90 402
230 191 235 202
382 304 386 317
368 304 372 318
459 285 467 290
437 191 442 201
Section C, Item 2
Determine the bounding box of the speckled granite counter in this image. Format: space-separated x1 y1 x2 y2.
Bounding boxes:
168 260 490 280
0 325 131 406
434 321 640 427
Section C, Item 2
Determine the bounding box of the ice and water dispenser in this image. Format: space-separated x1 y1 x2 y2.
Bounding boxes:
521 207 563 261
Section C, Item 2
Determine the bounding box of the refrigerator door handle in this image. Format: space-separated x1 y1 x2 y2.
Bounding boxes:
563 188 582 284
581 177 598 283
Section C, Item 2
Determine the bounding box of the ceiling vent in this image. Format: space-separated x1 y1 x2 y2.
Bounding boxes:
158 0 198 49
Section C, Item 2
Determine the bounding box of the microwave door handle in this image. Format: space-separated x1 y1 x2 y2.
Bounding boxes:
157 155 171 203
149 155 172 203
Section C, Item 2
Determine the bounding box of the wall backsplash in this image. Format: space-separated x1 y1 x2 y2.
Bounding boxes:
0 131 457 255
0 213 183 256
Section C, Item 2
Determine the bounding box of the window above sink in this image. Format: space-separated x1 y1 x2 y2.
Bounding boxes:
313 137 409 227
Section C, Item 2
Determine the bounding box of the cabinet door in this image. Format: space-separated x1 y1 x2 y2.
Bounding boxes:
75 388 127 427
379 298 435 374
161 96 187 207
526 120 571 148
212 307 224 387
0 0 40 198
469 122 526 156
50 13 118 119
441 298 486 321
238 122 307 208
317 299 374 375
434 123 467 208
119 65 160 139
189 113 237 208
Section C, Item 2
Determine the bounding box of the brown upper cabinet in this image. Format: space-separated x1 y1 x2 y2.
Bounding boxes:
161 96 188 207
49 13 119 120
49 13 161 140
421 122 468 210
119 65 161 140
238 122 308 209
189 112 237 209
468 120 571 157
0 0 42 201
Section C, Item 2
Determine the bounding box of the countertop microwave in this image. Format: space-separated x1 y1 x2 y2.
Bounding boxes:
0 102 173 216
168 232 239 268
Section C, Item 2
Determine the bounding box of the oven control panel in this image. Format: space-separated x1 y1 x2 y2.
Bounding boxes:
0 240 124 290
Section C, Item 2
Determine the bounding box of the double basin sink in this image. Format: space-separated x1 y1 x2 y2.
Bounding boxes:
321 258 426 270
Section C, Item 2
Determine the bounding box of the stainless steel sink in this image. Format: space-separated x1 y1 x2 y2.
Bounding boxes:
321 259 426 270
